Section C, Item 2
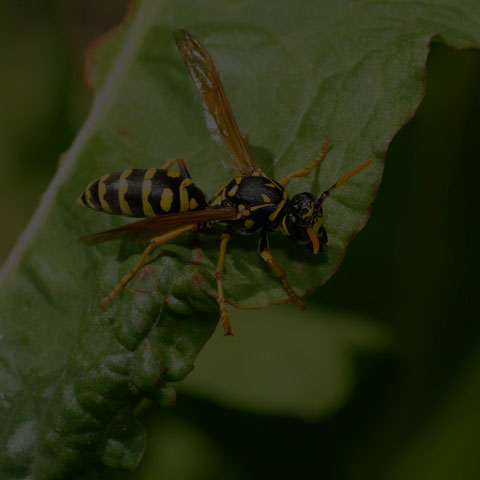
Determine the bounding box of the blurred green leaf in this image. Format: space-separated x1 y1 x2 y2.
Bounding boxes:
179 305 390 420
103 415 235 480
1 0 480 477
386 348 480 480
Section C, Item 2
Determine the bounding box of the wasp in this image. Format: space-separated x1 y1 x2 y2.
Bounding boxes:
78 29 372 336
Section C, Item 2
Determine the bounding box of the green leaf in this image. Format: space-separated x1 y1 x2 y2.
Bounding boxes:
179 305 391 420
385 347 480 480
1 0 480 477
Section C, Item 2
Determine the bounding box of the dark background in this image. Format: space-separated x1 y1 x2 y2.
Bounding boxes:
1 2 479 479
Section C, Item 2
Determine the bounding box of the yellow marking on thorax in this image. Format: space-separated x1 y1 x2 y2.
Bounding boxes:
261 193 271 203
98 174 112 213
167 170 180 178
179 178 190 212
118 169 133 216
189 197 199 210
268 194 288 222
228 185 238 197
141 168 156 217
161 188 174 212
210 195 222 207
234 177 242 184
244 219 255 230
250 204 272 211
281 216 290 235
210 179 232 207
264 182 278 188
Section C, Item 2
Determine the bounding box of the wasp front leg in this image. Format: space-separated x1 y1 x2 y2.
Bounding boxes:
258 230 305 310
279 139 331 188
100 224 198 309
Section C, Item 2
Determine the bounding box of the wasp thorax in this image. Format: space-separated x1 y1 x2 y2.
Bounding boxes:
280 192 328 253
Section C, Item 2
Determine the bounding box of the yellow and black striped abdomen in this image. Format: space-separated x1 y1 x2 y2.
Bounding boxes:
77 168 207 218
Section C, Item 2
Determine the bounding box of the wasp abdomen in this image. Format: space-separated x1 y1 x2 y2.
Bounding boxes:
77 168 207 218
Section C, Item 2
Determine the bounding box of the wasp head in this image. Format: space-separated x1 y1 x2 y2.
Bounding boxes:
279 192 327 254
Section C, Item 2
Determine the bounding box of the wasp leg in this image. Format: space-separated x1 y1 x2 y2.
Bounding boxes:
258 229 306 310
215 229 233 336
279 139 331 187
162 157 192 179
100 224 198 309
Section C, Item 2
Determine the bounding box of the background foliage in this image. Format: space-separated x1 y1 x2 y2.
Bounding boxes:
0 1 479 479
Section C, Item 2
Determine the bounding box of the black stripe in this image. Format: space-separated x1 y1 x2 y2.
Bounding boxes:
103 172 122 214
148 170 168 215
87 180 101 210
125 169 147 217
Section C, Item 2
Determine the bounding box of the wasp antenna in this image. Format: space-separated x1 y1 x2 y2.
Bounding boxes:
317 159 373 206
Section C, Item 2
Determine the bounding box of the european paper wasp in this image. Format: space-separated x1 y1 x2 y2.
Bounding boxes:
78 29 372 336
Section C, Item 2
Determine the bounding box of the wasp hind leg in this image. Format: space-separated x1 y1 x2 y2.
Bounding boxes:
215 229 234 336
162 157 192 179
99 224 198 309
279 139 331 187
258 230 306 310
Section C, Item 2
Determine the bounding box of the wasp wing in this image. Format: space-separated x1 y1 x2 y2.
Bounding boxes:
79 208 237 245
173 29 260 177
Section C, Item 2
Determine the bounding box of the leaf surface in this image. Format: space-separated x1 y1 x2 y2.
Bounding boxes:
1 0 480 476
